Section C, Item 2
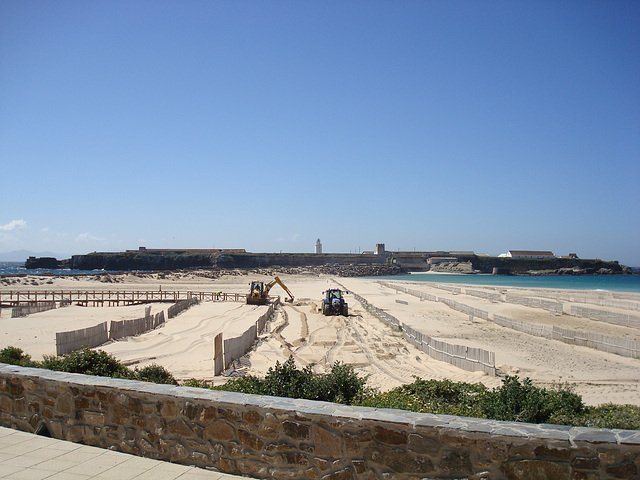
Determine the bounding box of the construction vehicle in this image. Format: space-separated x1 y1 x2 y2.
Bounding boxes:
247 276 294 305
321 288 348 316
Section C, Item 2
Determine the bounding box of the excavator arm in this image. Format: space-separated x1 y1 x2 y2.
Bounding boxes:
264 276 294 303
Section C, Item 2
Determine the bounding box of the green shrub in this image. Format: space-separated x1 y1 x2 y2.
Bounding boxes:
181 378 211 388
40 347 133 379
480 375 583 424
314 361 369 404
558 403 640 430
0 346 36 367
355 377 486 417
135 364 178 385
261 356 317 399
214 356 368 404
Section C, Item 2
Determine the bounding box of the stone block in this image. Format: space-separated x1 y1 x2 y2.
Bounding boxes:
320 466 356 480
605 460 638 479
244 409 262 425
83 410 106 427
237 458 270 477
571 456 599 470
438 449 473 476
534 444 572 461
283 420 311 440
269 466 307 479
219 457 236 473
167 419 194 438
8 378 24 396
364 443 434 474
161 400 179 418
182 401 200 421
374 426 407 446
265 441 296 453
313 424 345 457
407 433 440 455
239 429 265 451
500 459 570 480
199 405 217 423
112 403 130 425
476 438 509 461
204 419 236 442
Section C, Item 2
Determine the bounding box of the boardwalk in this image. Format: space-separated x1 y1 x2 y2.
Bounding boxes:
0 290 251 307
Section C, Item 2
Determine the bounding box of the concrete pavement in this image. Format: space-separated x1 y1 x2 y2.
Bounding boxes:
0 426 245 480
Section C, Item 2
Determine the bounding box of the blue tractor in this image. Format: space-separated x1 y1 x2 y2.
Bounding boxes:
321 288 348 316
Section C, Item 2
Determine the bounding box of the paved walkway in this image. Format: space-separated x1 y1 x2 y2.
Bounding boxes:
0 426 245 480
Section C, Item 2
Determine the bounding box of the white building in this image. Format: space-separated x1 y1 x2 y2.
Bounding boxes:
315 239 322 254
507 250 555 259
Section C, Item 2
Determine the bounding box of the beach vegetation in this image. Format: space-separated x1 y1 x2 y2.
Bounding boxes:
213 356 368 404
479 375 584 424
356 377 487 417
134 364 178 385
40 347 134 379
0 346 37 367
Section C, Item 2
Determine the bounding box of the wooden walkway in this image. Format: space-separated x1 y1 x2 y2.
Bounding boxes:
0 290 255 307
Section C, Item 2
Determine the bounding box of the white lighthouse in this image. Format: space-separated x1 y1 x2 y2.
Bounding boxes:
315 238 322 254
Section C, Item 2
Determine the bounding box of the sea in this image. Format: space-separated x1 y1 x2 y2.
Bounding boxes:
373 272 640 293
0 261 115 276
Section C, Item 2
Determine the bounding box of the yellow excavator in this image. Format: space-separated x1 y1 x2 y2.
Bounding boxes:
246 276 294 305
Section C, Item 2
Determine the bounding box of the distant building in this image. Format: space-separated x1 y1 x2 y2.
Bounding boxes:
507 250 555 259
315 239 322 254
128 248 247 254
375 244 386 255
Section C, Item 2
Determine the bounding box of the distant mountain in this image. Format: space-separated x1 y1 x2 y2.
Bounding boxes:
0 250 67 262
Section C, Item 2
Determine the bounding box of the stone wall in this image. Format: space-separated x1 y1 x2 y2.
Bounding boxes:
0 364 638 480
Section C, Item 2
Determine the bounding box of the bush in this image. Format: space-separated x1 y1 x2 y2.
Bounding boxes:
135 364 178 385
40 347 134 379
215 356 368 404
557 403 640 430
315 361 369 404
355 377 486 417
0 346 36 367
480 375 583 424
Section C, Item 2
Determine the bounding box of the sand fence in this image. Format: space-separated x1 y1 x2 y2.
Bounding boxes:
55 305 167 356
55 297 201 356
219 302 277 374
11 300 70 318
379 281 640 360
342 284 497 376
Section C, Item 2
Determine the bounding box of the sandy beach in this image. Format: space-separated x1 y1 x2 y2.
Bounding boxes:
1 270 639 406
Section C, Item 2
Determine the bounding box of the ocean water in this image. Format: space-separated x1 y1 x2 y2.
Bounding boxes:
373 273 640 293
0 261 113 276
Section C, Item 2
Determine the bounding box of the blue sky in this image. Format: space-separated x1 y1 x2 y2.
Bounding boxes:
1 1 639 266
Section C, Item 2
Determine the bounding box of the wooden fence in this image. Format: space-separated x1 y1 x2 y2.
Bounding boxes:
570 305 640 329
379 281 640 360
346 288 496 376
11 300 60 318
110 309 166 342
222 303 277 372
56 322 109 356
167 297 200 319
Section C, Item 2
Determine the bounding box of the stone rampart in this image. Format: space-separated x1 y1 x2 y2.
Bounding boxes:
1 364 638 480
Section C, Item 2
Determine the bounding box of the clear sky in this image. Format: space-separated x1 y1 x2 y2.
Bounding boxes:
1 1 639 266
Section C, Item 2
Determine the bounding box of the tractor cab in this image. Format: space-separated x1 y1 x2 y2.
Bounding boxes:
321 288 348 316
